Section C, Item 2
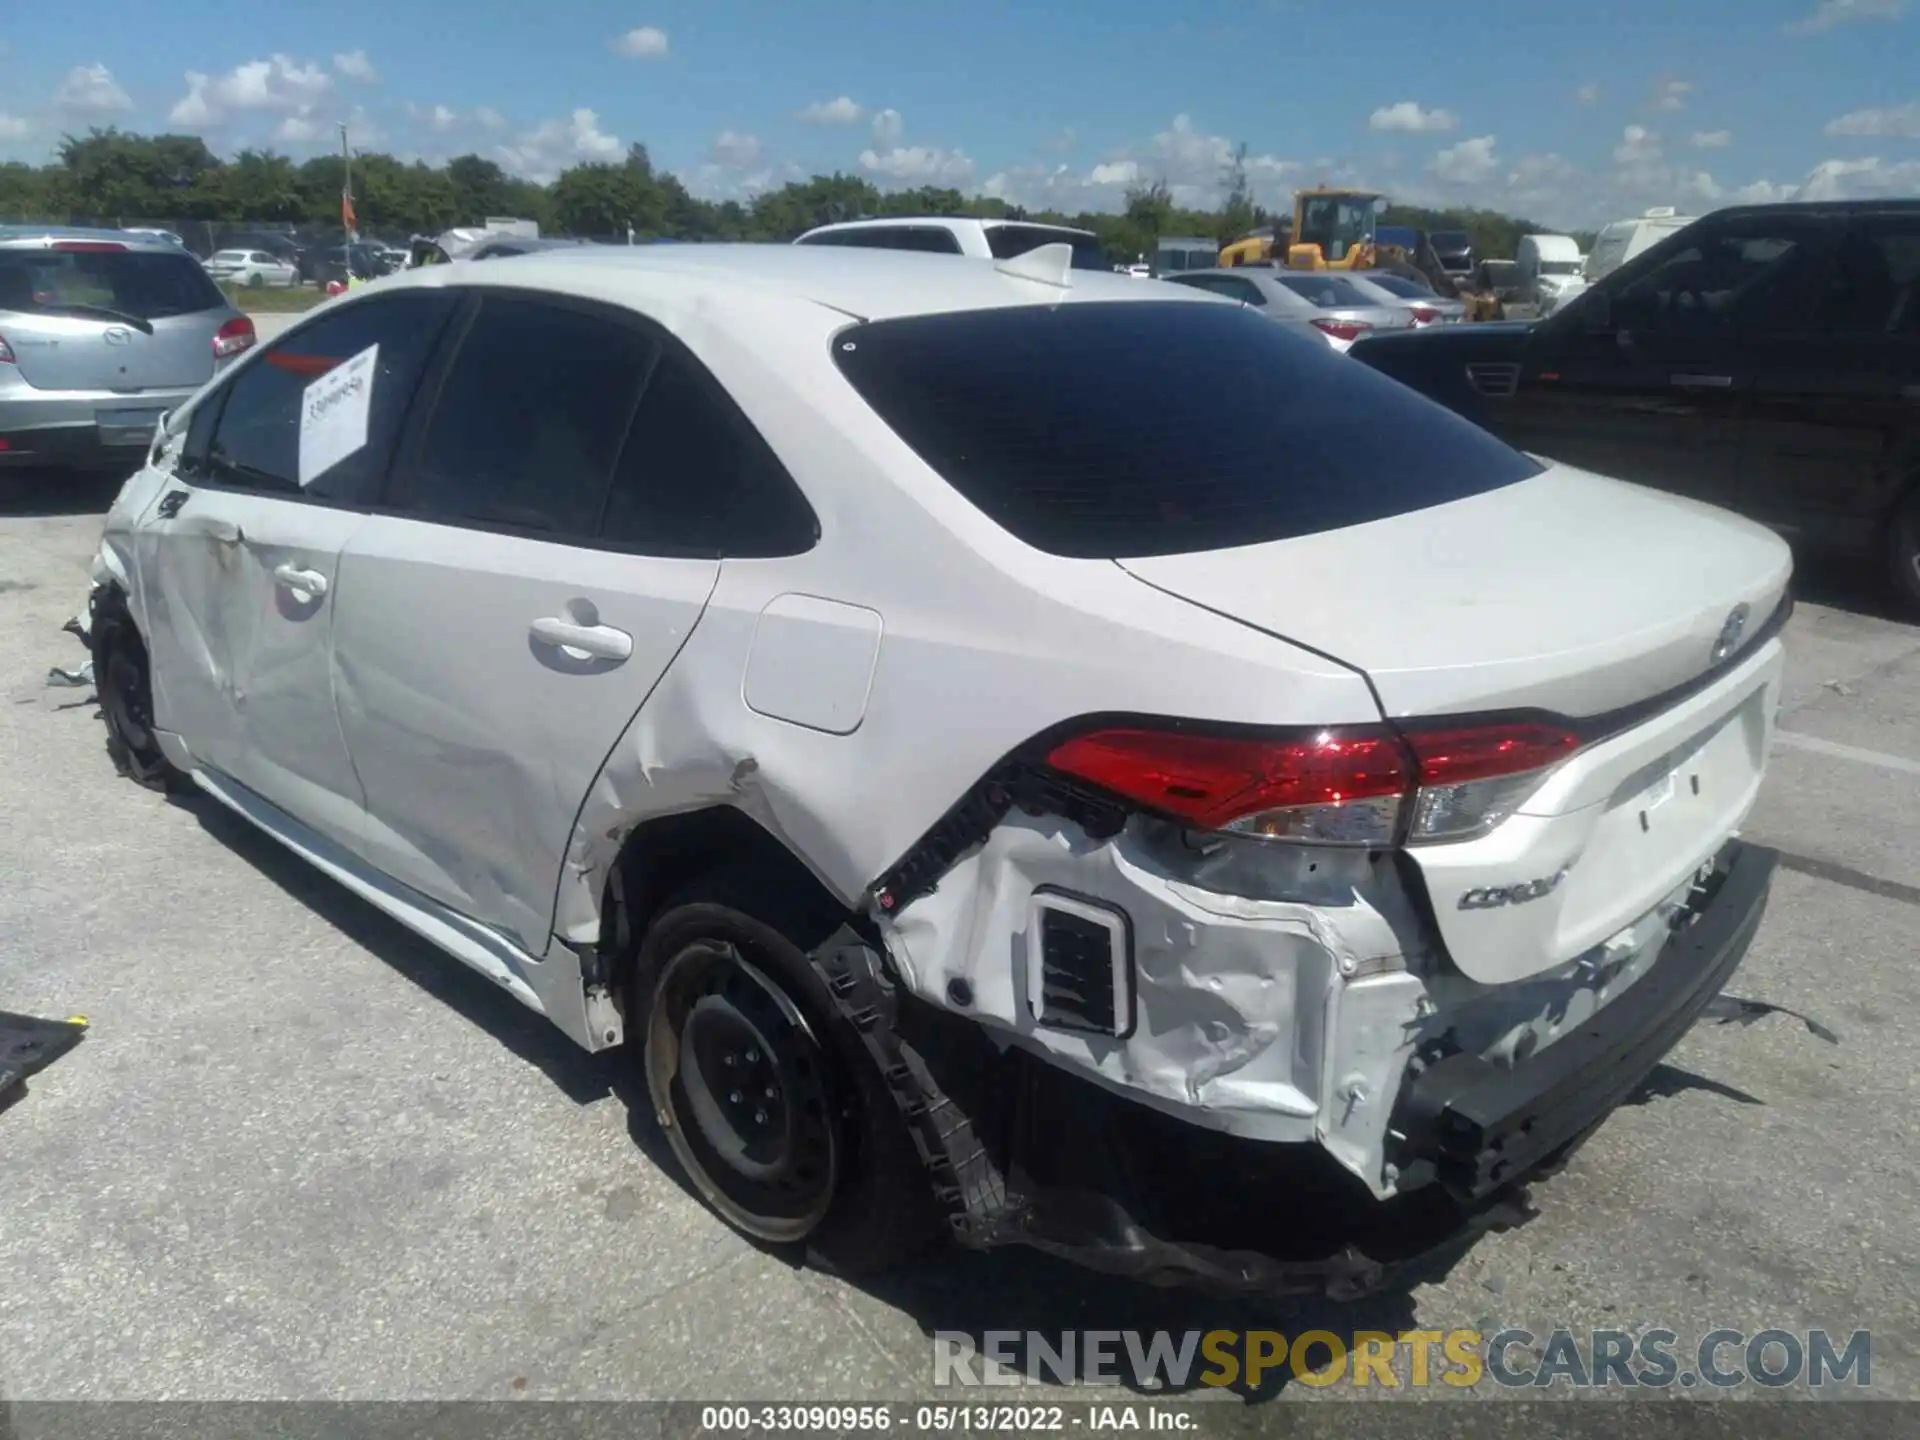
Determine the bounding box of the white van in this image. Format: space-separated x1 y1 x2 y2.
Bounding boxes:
1583 207 1698 284
1515 234 1586 313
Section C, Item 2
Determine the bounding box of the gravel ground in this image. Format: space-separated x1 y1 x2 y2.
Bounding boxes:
1 457 1915 1413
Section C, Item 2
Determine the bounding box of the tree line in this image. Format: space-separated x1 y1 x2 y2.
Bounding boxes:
0 128 1577 262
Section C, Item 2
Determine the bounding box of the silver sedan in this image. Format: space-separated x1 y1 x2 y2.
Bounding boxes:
1340 271 1470 326
1163 268 1414 353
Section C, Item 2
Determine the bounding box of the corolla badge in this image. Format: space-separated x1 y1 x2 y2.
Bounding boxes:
1458 865 1572 911
1711 603 1751 666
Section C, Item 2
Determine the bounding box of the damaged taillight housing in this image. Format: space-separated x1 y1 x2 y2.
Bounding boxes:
1045 720 1581 847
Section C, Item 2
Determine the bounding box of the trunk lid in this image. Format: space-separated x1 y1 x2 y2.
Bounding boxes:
2 311 221 391
1118 463 1792 985
1115 463 1790 720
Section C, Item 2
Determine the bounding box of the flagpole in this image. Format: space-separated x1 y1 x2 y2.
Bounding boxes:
340 120 354 248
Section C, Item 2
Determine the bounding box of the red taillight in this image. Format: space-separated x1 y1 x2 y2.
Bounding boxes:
1410 305 1440 326
213 315 256 359
0 333 13 365
1047 718 1583 847
51 240 127 253
1309 318 1372 343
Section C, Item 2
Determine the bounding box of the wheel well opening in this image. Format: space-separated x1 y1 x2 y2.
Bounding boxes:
600 806 860 998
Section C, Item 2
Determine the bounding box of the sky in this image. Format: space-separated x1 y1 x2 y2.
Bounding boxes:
1 0 1917 229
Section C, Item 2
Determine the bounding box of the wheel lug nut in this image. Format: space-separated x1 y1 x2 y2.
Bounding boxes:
764 1086 775 1099
728 1091 742 1105
723 1054 737 1067
746 1048 759 1063
754 1110 767 1124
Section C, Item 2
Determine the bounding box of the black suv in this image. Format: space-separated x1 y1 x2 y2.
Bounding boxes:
1348 201 1920 611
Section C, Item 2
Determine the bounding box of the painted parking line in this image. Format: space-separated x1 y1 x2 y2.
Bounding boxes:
1773 729 1920 777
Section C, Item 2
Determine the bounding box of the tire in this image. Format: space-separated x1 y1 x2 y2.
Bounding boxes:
630 875 941 1276
1886 486 1920 616
244 272 263 290
90 586 187 792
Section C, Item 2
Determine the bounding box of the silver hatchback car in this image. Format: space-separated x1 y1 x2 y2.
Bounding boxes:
0 227 255 471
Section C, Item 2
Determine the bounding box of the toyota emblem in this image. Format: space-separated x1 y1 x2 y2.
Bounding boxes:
103 326 133 346
1711 603 1751 666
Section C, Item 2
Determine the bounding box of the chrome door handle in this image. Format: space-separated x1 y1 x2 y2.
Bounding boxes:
1671 374 1734 389
530 616 633 663
272 564 329 598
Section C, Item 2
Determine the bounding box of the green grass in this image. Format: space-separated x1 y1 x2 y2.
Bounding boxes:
220 284 328 313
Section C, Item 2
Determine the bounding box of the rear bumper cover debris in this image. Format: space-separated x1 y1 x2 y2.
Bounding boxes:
1390 841 1775 1204
811 840 1774 1299
0 1012 88 1112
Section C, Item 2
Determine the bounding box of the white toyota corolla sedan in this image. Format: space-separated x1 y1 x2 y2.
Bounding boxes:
88 242 1793 1296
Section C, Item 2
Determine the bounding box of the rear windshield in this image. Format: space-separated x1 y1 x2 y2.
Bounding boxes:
833 301 1541 559
1362 273 1431 299
985 224 1109 272
1274 274 1372 307
0 247 226 320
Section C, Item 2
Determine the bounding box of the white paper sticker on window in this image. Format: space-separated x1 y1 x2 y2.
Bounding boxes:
297 342 379 486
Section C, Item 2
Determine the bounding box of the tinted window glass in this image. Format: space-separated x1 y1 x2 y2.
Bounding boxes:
1813 218 1920 335
399 295 655 535
600 345 818 557
892 227 965 254
204 291 458 500
1275 274 1371 307
1610 220 1826 334
834 301 1541 559
1365 273 1431 299
986 225 1108 271
0 248 225 320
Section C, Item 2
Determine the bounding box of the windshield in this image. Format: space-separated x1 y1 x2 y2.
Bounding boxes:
0 248 227 319
1274 274 1372 308
985 224 1109 271
1296 196 1376 262
832 301 1539 559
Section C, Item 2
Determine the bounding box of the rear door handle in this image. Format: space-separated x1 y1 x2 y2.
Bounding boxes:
1671 374 1734 389
530 616 632 663
272 563 329 598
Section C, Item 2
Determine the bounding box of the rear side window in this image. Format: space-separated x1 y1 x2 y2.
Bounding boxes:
985 225 1109 272
396 294 656 536
200 290 459 501
1812 217 1920 335
801 227 964 254
600 344 818 557
0 247 225 320
833 301 1541 559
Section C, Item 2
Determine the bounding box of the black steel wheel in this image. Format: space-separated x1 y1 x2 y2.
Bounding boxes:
1887 486 1920 616
648 938 840 1241
90 586 185 792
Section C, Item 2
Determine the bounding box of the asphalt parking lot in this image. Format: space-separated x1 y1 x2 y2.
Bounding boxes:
2 452 1917 1410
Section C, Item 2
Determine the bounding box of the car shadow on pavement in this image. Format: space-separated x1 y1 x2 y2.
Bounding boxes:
0 468 125 518
1791 550 1915 625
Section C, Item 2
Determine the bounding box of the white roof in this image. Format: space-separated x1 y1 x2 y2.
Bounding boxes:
800 215 1093 239
379 241 1205 322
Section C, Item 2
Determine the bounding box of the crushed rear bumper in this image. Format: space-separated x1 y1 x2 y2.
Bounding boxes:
1389 840 1775 1203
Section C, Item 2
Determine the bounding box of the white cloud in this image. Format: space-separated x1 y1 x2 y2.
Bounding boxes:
869 108 904 147
1430 134 1498 184
406 102 465 135
56 63 133 117
611 26 669 58
681 157 804 203
1690 129 1734 148
168 55 334 128
1574 82 1602 106
709 129 762 168
497 108 622 183
1824 101 1920 137
333 50 377 82
0 113 33 139
1785 0 1905 34
474 106 507 132
859 145 976 186
275 114 323 144
797 95 863 125
1654 80 1693 113
1613 124 1662 165
1792 153 1920 198
982 115 1299 214
1368 101 1459 133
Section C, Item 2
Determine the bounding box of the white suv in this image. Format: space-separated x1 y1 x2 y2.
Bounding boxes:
89 244 1791 1296
795 215 1109 270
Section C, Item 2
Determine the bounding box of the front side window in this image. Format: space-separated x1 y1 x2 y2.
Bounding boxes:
833 301 1541 559
199 290 459 500
395 294 656 536
1609 220 1828 334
